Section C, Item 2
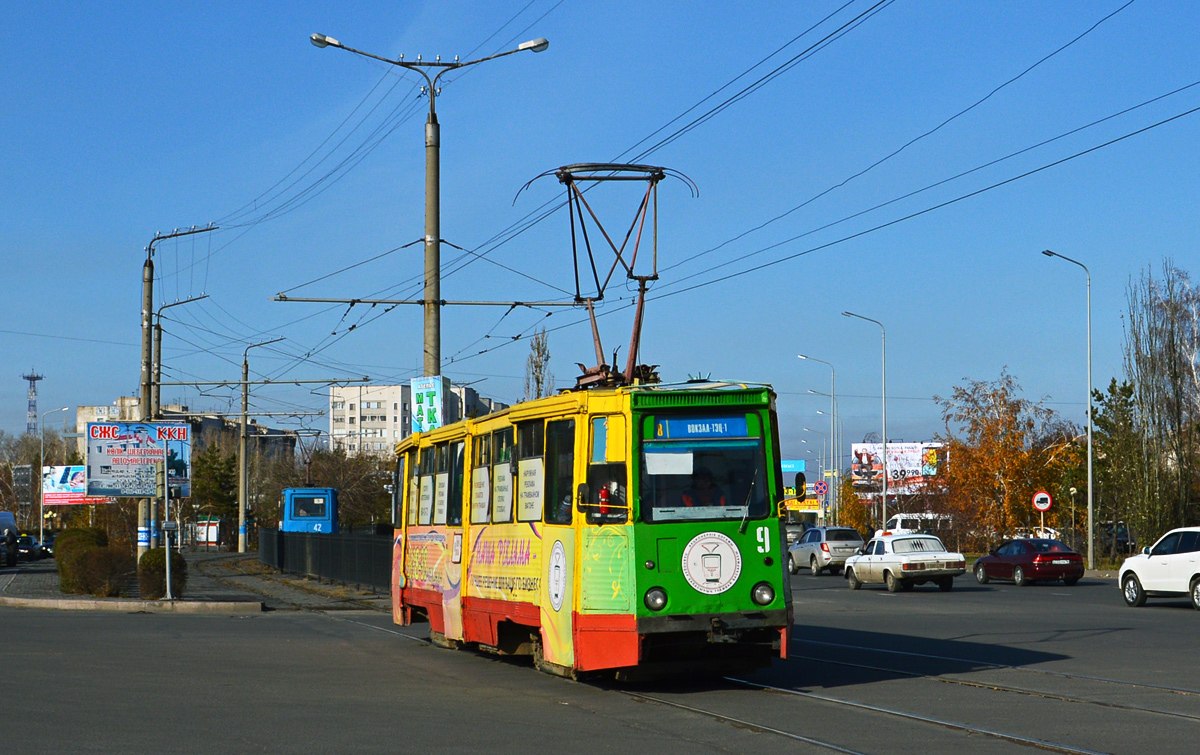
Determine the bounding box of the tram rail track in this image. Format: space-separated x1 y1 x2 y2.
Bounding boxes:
787 651 1200 723
794 637 1200 697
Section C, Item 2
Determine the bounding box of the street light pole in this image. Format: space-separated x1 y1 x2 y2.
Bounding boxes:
804 426 828 522
1043 250 1094 570
239 338 284 553
843 312 887 532
39 406 69 545
800 354 838 523
310 33 549 378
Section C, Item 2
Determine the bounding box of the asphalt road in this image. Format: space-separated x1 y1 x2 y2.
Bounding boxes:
2 570 1196 754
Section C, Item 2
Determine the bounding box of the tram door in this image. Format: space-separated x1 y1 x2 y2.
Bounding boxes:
530 418 577 668
442 440 466 641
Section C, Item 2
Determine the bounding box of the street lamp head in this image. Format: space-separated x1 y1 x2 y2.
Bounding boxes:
1042 249 1056 258
310 33 339 49
518 37 550 53
797 354 809 360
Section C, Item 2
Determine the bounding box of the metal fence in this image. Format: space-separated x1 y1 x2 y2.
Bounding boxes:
259 528 393 592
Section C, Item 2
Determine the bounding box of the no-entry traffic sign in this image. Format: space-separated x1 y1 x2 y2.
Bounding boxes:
1032 491 1053 512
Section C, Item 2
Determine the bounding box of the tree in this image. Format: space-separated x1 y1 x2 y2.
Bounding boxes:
1122 262 1199 533
524 327 554 401
191 442 238 523
837 473 873 539
935 370 1081 551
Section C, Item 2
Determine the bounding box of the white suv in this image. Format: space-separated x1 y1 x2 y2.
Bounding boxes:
1118 527 1200 609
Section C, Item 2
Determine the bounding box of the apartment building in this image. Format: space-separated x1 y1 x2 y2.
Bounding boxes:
328 384 510 456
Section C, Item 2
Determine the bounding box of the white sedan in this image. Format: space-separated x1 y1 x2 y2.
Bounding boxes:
844 534 967 592
1118 527 1200 609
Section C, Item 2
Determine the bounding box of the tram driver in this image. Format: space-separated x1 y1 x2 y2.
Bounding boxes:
681 467 728 507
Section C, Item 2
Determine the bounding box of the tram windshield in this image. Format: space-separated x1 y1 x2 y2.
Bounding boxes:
640 438 769 523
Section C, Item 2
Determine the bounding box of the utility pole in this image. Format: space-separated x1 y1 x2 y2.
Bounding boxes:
139 226 215 556
240 338 283 553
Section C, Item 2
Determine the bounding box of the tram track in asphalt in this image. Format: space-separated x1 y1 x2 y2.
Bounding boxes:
719 677 1111 755
794 637 1200 698
328 616 1113 754
785 651 1200 723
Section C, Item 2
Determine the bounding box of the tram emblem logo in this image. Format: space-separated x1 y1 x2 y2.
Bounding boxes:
548 540 568 612
682 532 742 595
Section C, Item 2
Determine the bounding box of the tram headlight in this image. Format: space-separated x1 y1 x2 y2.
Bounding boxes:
644 587 668 611
751 582 775 607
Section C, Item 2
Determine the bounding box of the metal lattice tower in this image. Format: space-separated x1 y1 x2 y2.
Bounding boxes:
22 370 44 435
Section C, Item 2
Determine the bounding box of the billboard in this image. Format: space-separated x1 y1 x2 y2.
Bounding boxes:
410 376 451 434
42 465 116 506
85 422 192 498
851 442 943 494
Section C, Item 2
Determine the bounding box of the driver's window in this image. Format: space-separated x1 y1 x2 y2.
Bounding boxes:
1153 532 1182 556
873 541 886 555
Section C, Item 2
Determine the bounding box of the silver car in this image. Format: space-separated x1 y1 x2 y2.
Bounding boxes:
788 526 865 576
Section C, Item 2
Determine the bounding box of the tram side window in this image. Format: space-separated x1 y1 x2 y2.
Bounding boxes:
393 454 406 525
433 443 449 525
470 434 491 525
405 450 419 526
583 416 628 525
515 421 545 522
417 447 435 525
447 441 465 526
492 428 515 523
544 419 575 525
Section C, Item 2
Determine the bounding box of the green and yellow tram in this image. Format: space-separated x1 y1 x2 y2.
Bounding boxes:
391 381 792 677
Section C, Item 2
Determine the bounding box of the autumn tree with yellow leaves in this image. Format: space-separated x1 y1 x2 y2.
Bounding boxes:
935 370 1082 551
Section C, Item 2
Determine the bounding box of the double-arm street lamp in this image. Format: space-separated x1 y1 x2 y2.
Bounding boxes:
1042 249 1094 569
843 311 887 530
311 32 549 379
39 406 69 545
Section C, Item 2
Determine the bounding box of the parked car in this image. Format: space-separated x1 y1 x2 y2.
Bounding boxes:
973 539 1084 586
789 526 864 576
16 535 45 561
844 534 966 592
1118 527 1200 609
1103 521 1138 555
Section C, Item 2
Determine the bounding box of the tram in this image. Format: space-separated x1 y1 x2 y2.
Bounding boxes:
390 381 792 678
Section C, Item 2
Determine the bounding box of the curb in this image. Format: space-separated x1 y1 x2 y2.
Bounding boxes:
0 596 264 613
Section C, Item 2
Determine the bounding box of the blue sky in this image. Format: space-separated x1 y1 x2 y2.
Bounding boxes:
2 0 1198 465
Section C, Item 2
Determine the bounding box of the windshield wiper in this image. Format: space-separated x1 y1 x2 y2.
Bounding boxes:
737 467 758 534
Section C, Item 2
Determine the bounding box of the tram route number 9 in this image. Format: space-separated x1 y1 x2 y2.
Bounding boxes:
756 525 771 554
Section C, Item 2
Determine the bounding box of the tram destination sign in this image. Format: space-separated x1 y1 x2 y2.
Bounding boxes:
654 416 748 439
85 422 192 498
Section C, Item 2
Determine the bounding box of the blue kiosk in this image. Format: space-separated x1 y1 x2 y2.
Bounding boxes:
280 488 338 533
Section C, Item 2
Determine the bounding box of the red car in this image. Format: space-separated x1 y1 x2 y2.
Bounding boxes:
974 539 1084 586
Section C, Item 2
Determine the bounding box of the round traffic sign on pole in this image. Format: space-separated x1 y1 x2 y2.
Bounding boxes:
1032 491 1053 512
814 481 829 496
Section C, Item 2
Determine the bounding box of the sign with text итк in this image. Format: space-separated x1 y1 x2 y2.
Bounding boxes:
411 376 451 434
85 422 192 498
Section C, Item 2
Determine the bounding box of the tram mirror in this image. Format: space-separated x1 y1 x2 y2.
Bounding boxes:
795 472 806 501
576 482 590 510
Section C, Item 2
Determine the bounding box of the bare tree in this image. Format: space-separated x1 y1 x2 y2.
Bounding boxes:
524 327 554 401
1122 262 1200 535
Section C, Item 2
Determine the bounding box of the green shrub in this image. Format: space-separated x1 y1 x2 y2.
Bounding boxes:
79 546 135 597
56 528 111 595
137 548 188 599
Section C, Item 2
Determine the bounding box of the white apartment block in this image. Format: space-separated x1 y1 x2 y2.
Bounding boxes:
329 384 413 456
328 384 510 456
